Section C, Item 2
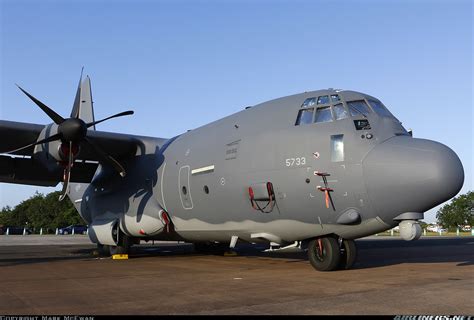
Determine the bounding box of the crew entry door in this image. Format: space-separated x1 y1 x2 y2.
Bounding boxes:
179 165 193 210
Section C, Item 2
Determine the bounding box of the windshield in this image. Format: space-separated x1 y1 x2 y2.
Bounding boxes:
368 99 394 118
347 100 371 117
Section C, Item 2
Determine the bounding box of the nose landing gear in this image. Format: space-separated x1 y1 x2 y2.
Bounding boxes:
308 236 357 271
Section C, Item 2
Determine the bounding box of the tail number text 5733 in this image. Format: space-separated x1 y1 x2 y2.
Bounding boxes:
285 157 306 167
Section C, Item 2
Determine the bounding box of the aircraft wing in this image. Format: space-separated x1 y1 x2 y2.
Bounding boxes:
0 120 44 156
0 120 162 186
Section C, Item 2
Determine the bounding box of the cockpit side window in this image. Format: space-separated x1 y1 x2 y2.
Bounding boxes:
317 95 330 105
314 106 333 123
347 100 371 117
295 108 314 125
302 97 316 108
333 103 349 120
368 99 393 118
330 94 340 102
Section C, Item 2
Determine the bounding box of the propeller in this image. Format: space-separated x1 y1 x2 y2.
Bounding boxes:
9 74 134 200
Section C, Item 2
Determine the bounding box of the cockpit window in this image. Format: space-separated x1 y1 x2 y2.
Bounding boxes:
368 99 393 118
317 95 330 104
295 108 314 125
333 103 349 120
347 100 371 117
314 107 333 123
302 97 316 108
330 94 340 102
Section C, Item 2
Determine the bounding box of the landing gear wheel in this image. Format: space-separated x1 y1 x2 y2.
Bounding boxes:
97 244 110 257
193 242 228 255
308 236 341 271
109 231 132 255
338 239 357 270
109 244 130 255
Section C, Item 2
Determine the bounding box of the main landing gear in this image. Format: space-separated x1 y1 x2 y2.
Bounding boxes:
97 230 133 256
307 236 357 271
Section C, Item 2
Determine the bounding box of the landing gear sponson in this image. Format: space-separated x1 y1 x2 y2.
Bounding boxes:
307 236 357 271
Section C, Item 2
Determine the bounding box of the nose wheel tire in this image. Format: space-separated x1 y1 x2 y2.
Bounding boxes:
308 236 341 271
338 239 357 270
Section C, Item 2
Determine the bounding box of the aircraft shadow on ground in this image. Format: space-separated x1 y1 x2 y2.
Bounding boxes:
132 238 474 269
0 238 472 269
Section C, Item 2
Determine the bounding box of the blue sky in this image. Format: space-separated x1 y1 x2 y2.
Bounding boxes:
0 0 472 223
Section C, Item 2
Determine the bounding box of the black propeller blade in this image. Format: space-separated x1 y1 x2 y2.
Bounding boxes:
16 85 65 124
59 141 74 201
86 110 134 128
11 72 135 200
5 133 62 154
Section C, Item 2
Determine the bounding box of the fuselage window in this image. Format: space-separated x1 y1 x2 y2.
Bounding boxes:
368 99 393 118
314 107 333 123
295 108 314 125
331 135 344 162
317 95 330 104
302 97 316 108
347 100 371 117
330 94 340 102
333 103 349 120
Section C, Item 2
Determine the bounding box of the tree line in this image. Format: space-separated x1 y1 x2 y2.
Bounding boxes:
0 191 85 233
436 191 473 231
0 190 472 233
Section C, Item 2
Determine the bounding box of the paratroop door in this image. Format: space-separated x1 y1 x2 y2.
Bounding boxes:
178 165 193 210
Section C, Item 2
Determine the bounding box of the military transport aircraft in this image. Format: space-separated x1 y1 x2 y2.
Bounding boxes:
0 72 464 271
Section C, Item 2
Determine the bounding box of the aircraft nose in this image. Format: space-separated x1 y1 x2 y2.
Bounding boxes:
362 136 464 218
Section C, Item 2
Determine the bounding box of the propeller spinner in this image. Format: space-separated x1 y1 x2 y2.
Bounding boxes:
9 75 134 200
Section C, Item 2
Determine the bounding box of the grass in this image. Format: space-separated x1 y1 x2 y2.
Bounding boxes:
376 231 473 237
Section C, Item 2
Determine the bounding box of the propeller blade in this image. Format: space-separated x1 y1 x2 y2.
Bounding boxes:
4 133 61 154
86 110 134 128
16 85 65 124
59 141 74 201
70 67 84 119
83 137 126 177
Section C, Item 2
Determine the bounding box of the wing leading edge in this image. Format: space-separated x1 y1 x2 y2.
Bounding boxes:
0 120 164 186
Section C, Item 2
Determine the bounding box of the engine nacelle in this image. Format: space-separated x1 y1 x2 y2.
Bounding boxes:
31 125 82 174
399 220 422 241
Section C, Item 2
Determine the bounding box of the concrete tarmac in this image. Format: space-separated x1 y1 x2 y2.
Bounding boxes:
0 236 472 315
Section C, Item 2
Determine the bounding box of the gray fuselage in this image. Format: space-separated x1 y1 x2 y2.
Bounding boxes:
72 89 464 245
